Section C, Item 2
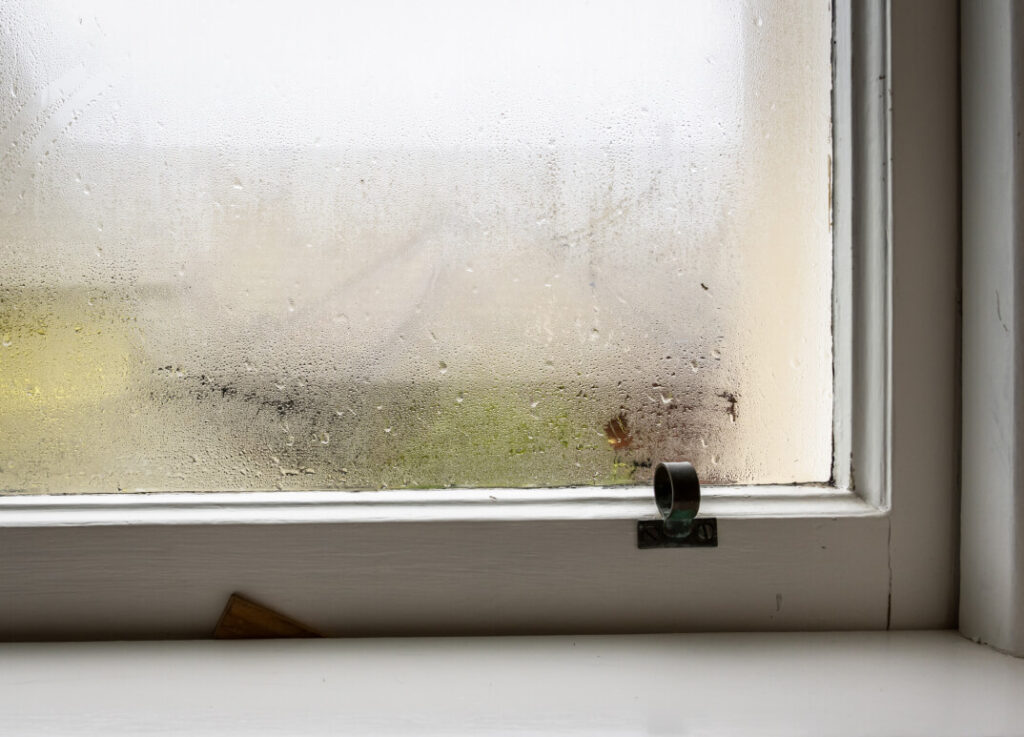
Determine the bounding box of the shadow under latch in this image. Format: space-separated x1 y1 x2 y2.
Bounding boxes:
637 461 718 549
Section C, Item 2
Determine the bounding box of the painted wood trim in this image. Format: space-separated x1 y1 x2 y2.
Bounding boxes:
885 0 961 629
835 0 962 629
0 485 875 527
0 513 891 640
961 0 1024 656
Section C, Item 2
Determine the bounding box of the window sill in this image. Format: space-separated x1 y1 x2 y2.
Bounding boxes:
0 484 878 527
2 631 1021 736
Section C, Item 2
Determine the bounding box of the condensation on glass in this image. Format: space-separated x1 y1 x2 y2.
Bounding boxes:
0 1 832 493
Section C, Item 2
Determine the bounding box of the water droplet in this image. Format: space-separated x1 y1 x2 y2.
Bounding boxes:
1 334 11 347
689 360 699 373
712 349 722 360
232 178 243 190
438 361 448 375
384 427 392 434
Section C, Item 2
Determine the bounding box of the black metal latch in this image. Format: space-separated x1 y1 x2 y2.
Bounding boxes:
637 461 718 548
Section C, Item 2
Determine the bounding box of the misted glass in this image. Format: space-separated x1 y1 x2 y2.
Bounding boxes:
0 0 832 493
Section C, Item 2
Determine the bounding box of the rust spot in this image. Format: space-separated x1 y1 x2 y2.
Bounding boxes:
603 413 632 450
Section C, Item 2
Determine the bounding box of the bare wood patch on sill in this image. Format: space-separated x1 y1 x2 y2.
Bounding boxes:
213 593 323 639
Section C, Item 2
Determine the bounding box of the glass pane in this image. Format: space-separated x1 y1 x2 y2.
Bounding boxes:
0 0 832 493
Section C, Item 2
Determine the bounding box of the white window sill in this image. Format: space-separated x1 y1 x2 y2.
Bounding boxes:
2 631 1021 736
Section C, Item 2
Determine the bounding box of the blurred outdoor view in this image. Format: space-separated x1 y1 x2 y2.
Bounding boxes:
0 0 833 493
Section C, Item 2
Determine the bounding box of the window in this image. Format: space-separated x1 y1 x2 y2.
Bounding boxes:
0 0 959 640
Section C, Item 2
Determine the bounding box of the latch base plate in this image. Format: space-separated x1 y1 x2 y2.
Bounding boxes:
637 518 718 548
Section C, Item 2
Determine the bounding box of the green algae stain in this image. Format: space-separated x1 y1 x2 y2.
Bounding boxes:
1 288 638 493
0 290 137 410
371 384 633 489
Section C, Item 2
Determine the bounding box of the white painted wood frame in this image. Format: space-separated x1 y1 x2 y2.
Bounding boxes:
0 0 960 640
961 0 1024 657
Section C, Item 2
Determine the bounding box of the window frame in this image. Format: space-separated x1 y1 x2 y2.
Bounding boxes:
0 0 960 640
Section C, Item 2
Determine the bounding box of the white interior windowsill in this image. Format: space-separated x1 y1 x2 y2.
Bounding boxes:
2 631 1021 736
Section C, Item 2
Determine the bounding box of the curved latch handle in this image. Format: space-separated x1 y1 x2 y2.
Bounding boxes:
637 461 718 548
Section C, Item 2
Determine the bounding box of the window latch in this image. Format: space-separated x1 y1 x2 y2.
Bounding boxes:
637 462 718 548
